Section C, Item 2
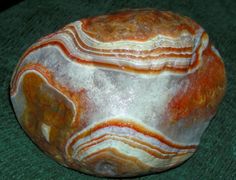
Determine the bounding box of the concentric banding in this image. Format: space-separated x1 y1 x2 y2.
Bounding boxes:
11 9 209 86
65 119 196 175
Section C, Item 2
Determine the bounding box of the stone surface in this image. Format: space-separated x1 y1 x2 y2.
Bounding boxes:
10 9 226 177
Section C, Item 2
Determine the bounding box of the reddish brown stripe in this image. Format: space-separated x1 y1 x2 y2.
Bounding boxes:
65 25 193 55
74 134 191 159
13 38 200 84
12 32 205 89
77 136 170 160
68 119 197 150
73 134 186 155
63 29 192 60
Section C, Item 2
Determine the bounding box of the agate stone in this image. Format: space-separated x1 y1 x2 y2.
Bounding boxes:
10 9 226 177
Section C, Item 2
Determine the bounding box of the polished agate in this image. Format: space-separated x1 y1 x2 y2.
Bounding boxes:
10 9 226 177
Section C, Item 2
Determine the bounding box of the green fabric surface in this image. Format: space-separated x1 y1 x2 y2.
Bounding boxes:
0 0 235 179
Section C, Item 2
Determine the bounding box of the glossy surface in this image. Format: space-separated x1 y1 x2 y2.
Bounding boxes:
10 9 226 177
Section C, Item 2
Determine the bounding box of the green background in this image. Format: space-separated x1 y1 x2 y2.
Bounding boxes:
0 0 235 179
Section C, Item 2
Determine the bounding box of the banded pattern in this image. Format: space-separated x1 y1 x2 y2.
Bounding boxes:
65 119 196 176
11 9 208 82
